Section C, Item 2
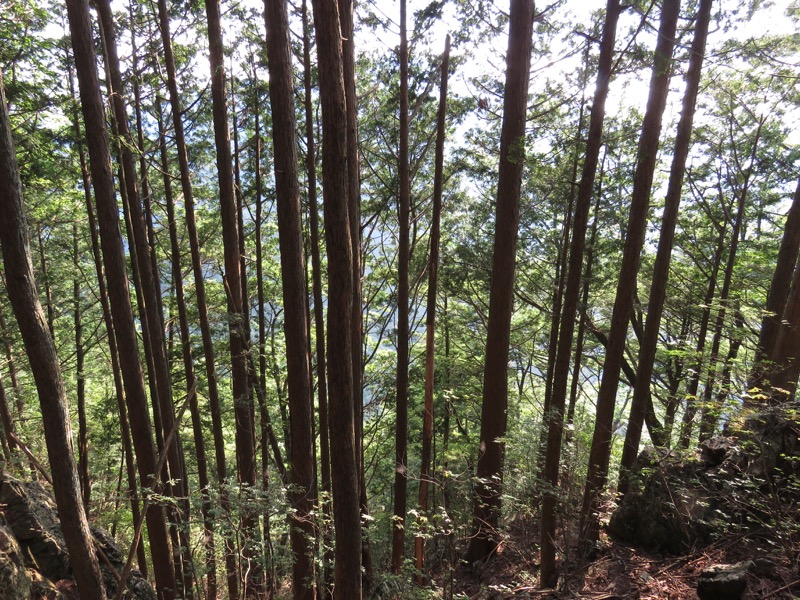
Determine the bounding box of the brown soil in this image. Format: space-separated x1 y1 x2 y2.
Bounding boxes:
449 517 800 599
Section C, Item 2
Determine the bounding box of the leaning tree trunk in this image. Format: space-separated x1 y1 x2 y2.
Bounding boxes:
580 0 680 545
310 0 362 594
466 0 535 565
156 97 218 600
95 6 193 594
64 0 176 595
617 0 712 497
539 0 621 585
748 178 800 401
0 68 107 600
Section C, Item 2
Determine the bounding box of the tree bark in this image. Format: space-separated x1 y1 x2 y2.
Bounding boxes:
0 68 106 600
580 0 680 545
466 0 535 565
415 34 450 583
539 0 620 585
748 178 800 400
264 0 317 596
618 0 712 496
301 2 333 594
392 0 411 573
310 0 362 594
64 0 176 594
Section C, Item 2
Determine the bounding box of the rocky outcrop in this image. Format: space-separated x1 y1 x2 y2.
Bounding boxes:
0 521 30 600
608 405 800 553
0 471 155 600
607 447 715 553
697 561 751 600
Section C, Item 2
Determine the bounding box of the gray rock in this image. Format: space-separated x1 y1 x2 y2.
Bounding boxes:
0 521 31 600
607 448 714 553
750 557 779 577
0 472 155 600
609 406 800 554
0 474 71 581
697 561 751 600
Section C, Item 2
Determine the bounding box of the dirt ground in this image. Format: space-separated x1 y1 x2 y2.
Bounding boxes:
449 517 800 599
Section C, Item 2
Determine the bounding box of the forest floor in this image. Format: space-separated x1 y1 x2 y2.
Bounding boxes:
448 515 800 599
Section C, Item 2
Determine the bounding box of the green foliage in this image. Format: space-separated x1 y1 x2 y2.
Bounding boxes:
1 0 799 593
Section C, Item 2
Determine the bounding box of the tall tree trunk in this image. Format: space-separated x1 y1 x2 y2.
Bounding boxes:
766 260 800 401
157 98 218 600
539 0 621 585
95 0 186 502
0 68 106 600
337 0 373 582
151 1 238 595
201 8 258 591
537 64 589 474
579 0 680 545
68 58 148 574
301 2 333 594
466 0 535 564
310 0 362 594
248 65 275 598
264 0 317 596
617 0 712 496
94 5 191 593
392 0 411 574
73 223 90 509
415 34 450 583
748 178 800 401
567 169 605 431
64 0 176 595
